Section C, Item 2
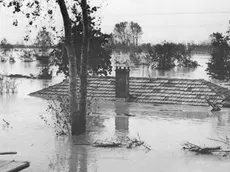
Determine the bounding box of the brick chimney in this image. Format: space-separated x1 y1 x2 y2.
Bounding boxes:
115 67 130 101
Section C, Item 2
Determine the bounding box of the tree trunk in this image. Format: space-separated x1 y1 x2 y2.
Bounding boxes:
57 0 84 135
136 36 138 46
78 0 89 134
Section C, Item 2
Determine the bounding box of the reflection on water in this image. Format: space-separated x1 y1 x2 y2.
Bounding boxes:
22 61 33 69
0 60 38 75
0 51 56 77
69 138 88 172
115 116 129 131
47 136 89 172
115 101 130 132
216 112 229 126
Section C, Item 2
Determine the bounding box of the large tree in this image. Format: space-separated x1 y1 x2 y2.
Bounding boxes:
206 32 230 81
129 21 143 46
113 22 129 45
52 4 112 77
79 0 89 134
0 0 90 135
113 21 143 46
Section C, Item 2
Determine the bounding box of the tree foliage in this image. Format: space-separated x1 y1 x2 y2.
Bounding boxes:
113 21 143 46
113 22 129 45
130 21 142 46
0 38 13 55
153 42 198 70
206 32 230 81
131 42 198 70
52 4 112 76
153 42 176 70
34 27 53 52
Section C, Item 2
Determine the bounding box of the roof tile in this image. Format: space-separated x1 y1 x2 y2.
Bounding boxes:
29 77 230 107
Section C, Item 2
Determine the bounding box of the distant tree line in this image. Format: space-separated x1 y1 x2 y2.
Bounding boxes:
0 38 56 49
190 42 211 55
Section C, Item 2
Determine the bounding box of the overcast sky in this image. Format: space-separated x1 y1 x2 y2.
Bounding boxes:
1 0 230 44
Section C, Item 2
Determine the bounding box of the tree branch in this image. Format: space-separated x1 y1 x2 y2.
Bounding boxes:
57 0 71 45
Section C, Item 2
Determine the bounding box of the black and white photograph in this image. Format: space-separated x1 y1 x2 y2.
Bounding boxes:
0 0 230 171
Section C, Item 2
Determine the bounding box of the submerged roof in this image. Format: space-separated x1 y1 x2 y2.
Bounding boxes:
29 76 230 107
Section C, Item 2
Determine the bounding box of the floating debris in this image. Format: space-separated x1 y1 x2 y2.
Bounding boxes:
205 98 221 111
93 141 122 148
126 137 144 148
126 133 151 151
182 141 230 156
2 119 10 126
92 133 151 151
208 136 230 146
124 113 135 117
182 142 221 154
0 152 17 155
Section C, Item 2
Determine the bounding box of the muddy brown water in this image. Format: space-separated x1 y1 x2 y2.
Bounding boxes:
0 52 230 172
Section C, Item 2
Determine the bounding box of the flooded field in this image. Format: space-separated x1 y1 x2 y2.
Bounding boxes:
1 52 230 172
130 54 211 80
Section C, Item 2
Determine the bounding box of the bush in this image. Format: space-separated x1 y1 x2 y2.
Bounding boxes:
40 96 71 136
40 93 101 136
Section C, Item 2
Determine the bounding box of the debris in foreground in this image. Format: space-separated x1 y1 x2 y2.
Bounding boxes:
92 133 151 151
0 152 17 155
93 141 122 148
182 142 230 156
182 142 221 154
124 113 135 117
0 160 30 172
126 137 144 148
126 133 151 151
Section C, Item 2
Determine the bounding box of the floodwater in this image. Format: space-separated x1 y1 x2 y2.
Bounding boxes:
0 52 230 172
129 54 211 80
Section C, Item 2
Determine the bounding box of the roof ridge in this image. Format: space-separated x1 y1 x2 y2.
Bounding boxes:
201 80 220 99
201 80 230 99
29 80 68 96
28 76 230 107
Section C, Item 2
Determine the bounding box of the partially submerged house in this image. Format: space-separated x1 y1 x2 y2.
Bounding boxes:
29 67 230 108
